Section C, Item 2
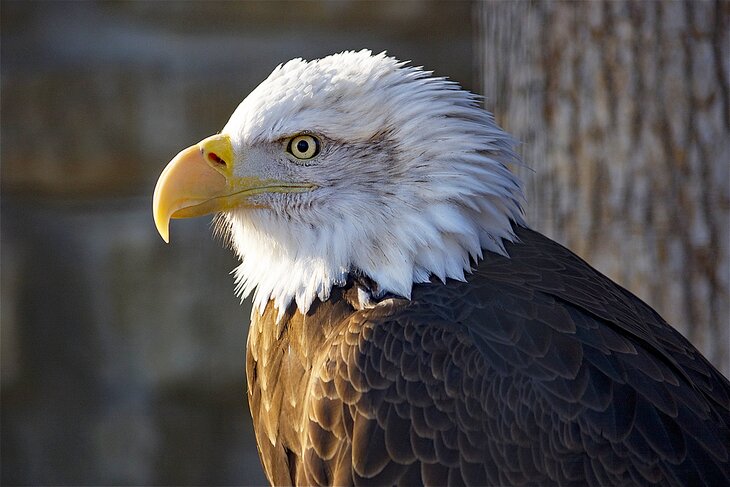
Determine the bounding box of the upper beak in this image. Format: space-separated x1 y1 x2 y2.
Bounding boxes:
152 134 314 243
153 135 230 243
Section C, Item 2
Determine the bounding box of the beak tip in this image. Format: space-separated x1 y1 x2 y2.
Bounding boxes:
157 224 171 244
153 212 171 243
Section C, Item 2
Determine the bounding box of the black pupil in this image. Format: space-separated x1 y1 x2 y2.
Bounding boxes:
296 139 310 153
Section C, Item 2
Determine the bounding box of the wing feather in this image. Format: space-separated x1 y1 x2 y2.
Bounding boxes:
248 226 730 485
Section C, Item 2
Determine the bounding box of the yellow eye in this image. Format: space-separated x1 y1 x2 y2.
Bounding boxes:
288 135 320 160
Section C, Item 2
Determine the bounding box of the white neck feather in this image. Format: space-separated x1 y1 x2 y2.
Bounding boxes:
221 157 524 322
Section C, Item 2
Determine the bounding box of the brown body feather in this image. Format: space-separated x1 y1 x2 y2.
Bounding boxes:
246 226 730 486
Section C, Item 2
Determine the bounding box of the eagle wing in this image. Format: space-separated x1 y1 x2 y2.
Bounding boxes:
295 227 730 486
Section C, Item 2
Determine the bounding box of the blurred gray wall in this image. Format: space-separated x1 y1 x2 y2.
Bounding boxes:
0 1 474 485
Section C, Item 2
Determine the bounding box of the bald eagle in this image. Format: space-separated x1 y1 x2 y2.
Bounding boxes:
153 51 730 486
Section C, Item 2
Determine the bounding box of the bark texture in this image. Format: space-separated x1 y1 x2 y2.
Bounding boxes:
478 0 729 376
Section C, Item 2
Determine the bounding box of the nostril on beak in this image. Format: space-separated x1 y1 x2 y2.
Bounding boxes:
207 152 226 167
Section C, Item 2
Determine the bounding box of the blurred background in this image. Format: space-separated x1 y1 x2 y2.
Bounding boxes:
1 1 727 485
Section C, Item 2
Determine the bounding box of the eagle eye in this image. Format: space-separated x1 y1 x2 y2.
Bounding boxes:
288 135 320 160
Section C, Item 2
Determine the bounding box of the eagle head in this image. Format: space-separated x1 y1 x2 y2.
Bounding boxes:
153 50 524 318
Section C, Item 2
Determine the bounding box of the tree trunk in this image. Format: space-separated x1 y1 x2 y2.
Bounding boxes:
477 0 729 376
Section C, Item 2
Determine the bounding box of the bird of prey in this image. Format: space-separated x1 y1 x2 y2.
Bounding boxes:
153 51 730 486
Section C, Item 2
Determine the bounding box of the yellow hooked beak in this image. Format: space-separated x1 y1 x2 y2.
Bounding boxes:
152 134 314 243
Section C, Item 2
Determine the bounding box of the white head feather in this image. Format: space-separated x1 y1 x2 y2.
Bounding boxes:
216 50 525 320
